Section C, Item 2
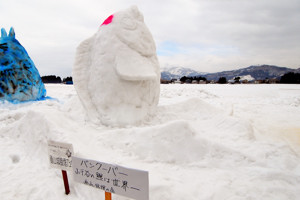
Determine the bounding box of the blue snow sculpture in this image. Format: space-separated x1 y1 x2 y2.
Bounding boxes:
0 27 46 102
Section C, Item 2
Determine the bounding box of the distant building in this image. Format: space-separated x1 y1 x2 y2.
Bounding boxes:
241 79 248 84
173 79 181 84
160 79 170 84
185 79 192 84
65 81 73 85
228 79 235 84
269 78 279 84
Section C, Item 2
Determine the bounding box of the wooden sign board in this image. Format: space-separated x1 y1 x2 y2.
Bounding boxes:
48 140 74 171
72 156 149 200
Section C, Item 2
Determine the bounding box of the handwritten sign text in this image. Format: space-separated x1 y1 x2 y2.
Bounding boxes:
48 140 74 171
72 156 149 200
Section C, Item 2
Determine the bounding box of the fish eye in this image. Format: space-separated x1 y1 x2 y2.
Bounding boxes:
121 17 137 30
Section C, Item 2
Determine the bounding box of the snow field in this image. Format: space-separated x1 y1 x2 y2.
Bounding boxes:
1 84 300 199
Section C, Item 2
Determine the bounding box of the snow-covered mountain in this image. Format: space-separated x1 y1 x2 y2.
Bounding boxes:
205 65 300 81
160 66 205 80
161 65 300 81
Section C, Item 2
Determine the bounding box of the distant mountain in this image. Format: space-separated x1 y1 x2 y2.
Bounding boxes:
161 65 300 81
205 65 300 81
160 66 205 80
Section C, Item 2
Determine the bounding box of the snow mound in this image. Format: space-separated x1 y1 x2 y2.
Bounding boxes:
73 6 160 127
0 27 46 102
1 84 300 199
0 109 77 199
108 120 256 165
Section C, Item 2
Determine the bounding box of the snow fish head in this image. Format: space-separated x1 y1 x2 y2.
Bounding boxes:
115 6 155 57
97 6 159 81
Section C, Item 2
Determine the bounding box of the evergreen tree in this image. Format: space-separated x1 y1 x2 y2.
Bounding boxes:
218 77 227 84
280 72 300 83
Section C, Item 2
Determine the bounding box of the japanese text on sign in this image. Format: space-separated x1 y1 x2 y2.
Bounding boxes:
72 156 149 200
48 140 74 171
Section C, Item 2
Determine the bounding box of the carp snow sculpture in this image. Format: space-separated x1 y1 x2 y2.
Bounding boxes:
0 27 46 102
73 6 160 126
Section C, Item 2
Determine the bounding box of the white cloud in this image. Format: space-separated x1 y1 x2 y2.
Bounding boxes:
1 0 299 77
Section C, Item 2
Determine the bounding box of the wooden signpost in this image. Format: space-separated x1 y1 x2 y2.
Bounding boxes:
72 156 149 200
62 170 70 195
48 140 74 195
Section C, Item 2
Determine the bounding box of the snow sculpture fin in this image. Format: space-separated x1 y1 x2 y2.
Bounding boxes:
73 35 99 121
115 50 157 81
73 36 93 93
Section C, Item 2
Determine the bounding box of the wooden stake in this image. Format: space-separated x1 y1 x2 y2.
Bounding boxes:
105 192 112 200
62 170 70 195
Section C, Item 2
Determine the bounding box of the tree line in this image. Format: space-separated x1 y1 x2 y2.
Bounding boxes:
41 75 73 84
41 72 300 84
280 72 300 84
177 72 300 84
179 76 207 83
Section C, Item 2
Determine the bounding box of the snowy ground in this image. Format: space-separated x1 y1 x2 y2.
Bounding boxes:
1 84 300 200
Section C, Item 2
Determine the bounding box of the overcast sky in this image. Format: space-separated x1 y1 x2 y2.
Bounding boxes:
1 0 300 77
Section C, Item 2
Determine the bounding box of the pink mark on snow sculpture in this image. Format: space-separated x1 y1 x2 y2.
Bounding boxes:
101 15 114 26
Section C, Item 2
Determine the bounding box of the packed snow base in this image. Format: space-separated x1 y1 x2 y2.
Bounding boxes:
73 6 160 127
1 84 300 200
0 27 46 102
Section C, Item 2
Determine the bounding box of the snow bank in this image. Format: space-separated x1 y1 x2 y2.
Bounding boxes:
1 84 300 199
73 6 160 127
